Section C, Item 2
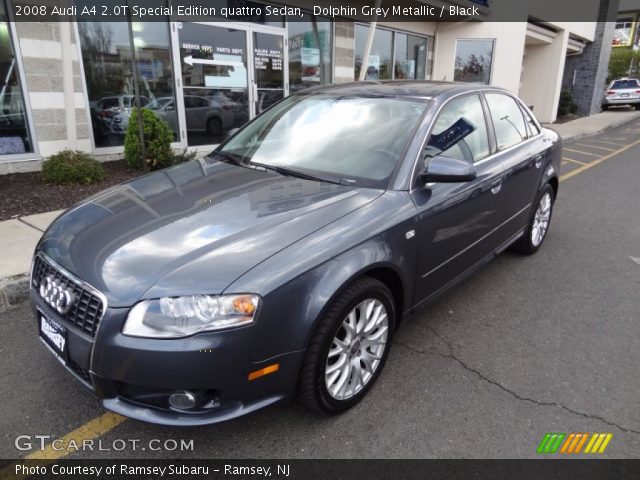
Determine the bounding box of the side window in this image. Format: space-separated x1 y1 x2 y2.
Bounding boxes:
485 93 527 150
425 94 490 164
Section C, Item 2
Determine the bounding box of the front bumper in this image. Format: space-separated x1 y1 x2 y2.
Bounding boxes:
30 289 304 426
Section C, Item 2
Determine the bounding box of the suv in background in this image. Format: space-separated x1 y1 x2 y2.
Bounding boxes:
602 78 640 110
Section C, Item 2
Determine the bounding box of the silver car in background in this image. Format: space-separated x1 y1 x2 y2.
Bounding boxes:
602 78 640 110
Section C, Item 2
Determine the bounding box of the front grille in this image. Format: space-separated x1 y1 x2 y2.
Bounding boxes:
32 255 105 337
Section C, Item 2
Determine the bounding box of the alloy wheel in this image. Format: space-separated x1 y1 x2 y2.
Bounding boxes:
324 298 389 401
531 192 552 247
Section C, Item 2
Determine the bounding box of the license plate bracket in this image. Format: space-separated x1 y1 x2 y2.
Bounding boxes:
38 309 68 364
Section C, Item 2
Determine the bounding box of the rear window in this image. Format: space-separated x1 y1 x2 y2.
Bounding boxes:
611 80 639 89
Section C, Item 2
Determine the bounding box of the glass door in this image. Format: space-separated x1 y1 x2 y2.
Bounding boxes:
250 29 286 116
175 22 251 146
172 22 287 148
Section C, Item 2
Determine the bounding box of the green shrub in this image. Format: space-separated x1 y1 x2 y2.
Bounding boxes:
557 90 578 117
42 149 105 185
124 107 174 171
607 47 640 83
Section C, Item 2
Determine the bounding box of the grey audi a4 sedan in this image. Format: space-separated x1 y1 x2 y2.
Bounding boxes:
31 82 561 425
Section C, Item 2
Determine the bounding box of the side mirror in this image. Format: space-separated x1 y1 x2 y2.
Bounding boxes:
421 156 477 183
225 128 240 140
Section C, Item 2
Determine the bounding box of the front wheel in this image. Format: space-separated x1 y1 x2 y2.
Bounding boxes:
297 277 396 414
511 183 555 255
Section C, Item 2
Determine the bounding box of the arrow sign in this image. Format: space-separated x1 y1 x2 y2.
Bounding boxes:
183 55 244 67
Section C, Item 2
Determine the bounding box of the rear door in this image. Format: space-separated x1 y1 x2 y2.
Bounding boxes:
411 93 508 303
483 92 548 238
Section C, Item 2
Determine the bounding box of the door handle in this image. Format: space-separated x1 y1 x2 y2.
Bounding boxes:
532 153 544 169
490 181 502 195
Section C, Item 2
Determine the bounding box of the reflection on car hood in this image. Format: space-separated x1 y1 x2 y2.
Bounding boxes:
38 158 382 307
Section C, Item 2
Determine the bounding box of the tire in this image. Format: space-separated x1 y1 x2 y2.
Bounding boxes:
207 117 222 136
297 276 396 415
634 104 640 111
510 183 555 255
601 104 608 111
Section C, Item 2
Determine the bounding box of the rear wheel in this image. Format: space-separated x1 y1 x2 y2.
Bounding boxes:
601 104 609 111
511 183 555 255
207 117 222 137
634 104 640 111
297 277 395 414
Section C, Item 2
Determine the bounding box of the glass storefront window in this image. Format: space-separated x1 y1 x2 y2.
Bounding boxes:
394 32 427 80
355 25 429 81
454 39 494 84
355 24 392 80
288 13 332 93
79 19 177 148
612 16 635 46
0 2 32 155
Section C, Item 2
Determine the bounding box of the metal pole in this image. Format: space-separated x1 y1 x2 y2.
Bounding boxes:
359 0 382 81
127 2 146 169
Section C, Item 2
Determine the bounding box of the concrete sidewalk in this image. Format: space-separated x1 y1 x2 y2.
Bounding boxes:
0 210 63 311
543 109 640 142
1 109 639 311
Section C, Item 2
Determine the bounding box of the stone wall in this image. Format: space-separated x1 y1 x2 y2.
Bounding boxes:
561 0 620 116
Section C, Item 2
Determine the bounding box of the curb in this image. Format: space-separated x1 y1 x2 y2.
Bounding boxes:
548 111 640 143
0 274 30 313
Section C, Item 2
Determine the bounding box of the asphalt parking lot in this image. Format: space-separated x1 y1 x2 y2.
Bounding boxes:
1 118 639 461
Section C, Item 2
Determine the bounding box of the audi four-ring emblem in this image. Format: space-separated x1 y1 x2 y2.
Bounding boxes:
39 276 75 314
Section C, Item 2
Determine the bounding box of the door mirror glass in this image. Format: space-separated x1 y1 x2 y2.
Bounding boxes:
421 156 477 183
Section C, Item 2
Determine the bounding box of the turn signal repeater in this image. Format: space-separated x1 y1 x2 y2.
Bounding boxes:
248 363 280 381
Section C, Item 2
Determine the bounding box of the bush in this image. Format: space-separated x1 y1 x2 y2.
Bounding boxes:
557 90 578 117
124 107 174 171
42 149 105 185
607 47 640 83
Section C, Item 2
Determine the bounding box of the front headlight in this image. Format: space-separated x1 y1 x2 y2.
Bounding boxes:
123 294 260 338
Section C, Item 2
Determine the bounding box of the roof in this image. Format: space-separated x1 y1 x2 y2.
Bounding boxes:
296 81 508 100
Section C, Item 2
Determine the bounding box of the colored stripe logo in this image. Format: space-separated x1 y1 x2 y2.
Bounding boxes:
537 433 612 454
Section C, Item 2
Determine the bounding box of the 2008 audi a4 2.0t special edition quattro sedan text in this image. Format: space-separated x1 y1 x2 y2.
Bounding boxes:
30 82 561 426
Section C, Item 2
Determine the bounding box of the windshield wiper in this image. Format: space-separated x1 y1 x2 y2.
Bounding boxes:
211 150 244 166
250 162 354 186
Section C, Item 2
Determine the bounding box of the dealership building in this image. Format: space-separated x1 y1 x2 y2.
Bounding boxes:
0 0 619 173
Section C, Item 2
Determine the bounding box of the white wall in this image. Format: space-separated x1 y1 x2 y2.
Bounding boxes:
432 22 527 93
519 31 570 123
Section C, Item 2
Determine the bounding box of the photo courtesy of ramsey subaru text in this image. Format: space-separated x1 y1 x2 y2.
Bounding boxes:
31 81 561 426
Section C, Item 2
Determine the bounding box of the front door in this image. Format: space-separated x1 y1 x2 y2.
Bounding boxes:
174 22 287 148
251 30 286 116
411 93 507 304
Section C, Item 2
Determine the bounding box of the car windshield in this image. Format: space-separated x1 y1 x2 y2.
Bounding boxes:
611 80 638 89
218 94 428 188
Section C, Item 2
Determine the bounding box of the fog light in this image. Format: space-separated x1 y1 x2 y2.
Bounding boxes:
168 391 197 410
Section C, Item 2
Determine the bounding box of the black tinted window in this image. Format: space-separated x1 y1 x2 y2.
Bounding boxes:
611 80 639 89
485 93 527 150
426 94 489 163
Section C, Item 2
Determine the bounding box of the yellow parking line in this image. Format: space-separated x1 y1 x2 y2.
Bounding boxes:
561 137 640 182
0 412 126 480
584 139 628 147
563 148 601 157
575 143 616 152
562 157 588 166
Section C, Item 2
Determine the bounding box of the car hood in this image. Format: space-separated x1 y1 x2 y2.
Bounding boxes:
38 159 382 307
